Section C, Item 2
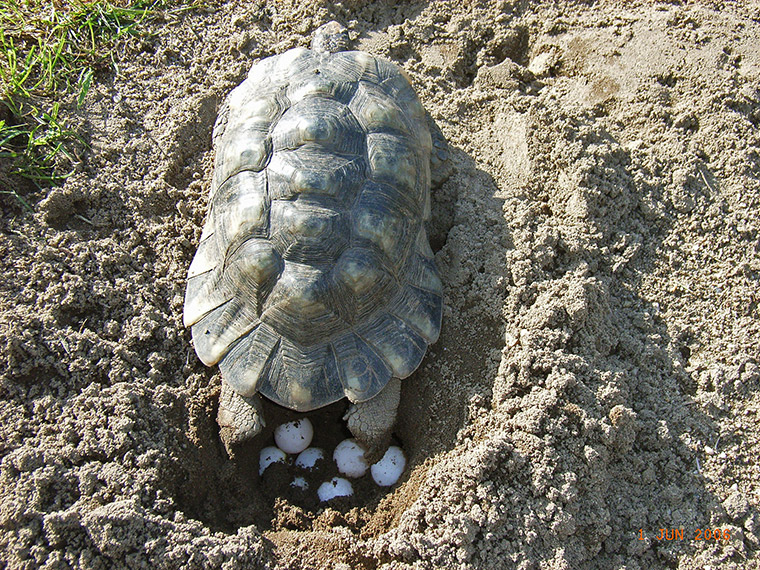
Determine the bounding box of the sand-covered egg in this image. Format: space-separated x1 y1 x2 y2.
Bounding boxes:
295 447 324 469
291 476 309 490
333 438 368 478
259 446 287 475
274 418 314 454
317 477 353 501
371 445 406 486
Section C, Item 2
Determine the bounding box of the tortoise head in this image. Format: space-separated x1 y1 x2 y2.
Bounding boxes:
311 21 351 54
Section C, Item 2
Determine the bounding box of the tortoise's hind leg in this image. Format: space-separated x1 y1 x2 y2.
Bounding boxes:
217 380 265 457
344 377 401 463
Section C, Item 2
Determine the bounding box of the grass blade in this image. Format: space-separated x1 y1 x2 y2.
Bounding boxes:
77 67 94 107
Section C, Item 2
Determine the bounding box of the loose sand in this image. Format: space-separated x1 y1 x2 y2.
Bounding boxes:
1 1 759 568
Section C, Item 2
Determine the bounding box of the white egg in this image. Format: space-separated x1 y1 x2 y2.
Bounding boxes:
274 418 314 454
291 476 308 490
333 439 368 478
317 477 353 502
370 446 406 487
259 446 287 475
295 447 324 469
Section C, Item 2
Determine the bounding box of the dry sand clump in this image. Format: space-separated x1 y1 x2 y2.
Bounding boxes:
1 1 759 569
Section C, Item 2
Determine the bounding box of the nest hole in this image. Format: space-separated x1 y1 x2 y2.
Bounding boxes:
172 388 438 536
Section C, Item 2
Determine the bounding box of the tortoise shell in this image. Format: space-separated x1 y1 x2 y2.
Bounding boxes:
183 45 442 411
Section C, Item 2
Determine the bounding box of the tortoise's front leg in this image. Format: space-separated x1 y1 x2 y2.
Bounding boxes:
427 111 453 186
217 380 265 457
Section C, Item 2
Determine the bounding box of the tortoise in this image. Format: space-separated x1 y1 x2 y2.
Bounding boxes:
183 22 449 459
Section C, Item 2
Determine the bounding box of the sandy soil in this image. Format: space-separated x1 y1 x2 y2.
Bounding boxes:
1 1 760 568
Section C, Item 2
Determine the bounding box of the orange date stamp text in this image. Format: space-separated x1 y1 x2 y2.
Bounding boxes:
638 528 731 541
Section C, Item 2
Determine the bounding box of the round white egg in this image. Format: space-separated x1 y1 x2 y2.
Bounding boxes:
291 476 308 490
317 477 353 502
274 418 314 454
370 446 406 486
295 447 324 469
333 439 368 478
259 446 287 475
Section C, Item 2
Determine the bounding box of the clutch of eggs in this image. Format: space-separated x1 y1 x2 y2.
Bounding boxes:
259 418 406 499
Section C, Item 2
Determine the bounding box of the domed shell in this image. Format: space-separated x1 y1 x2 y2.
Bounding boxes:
184 46 442 411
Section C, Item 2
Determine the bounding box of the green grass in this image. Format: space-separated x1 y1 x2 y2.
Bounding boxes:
1 98 80 194
0 0 198 209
